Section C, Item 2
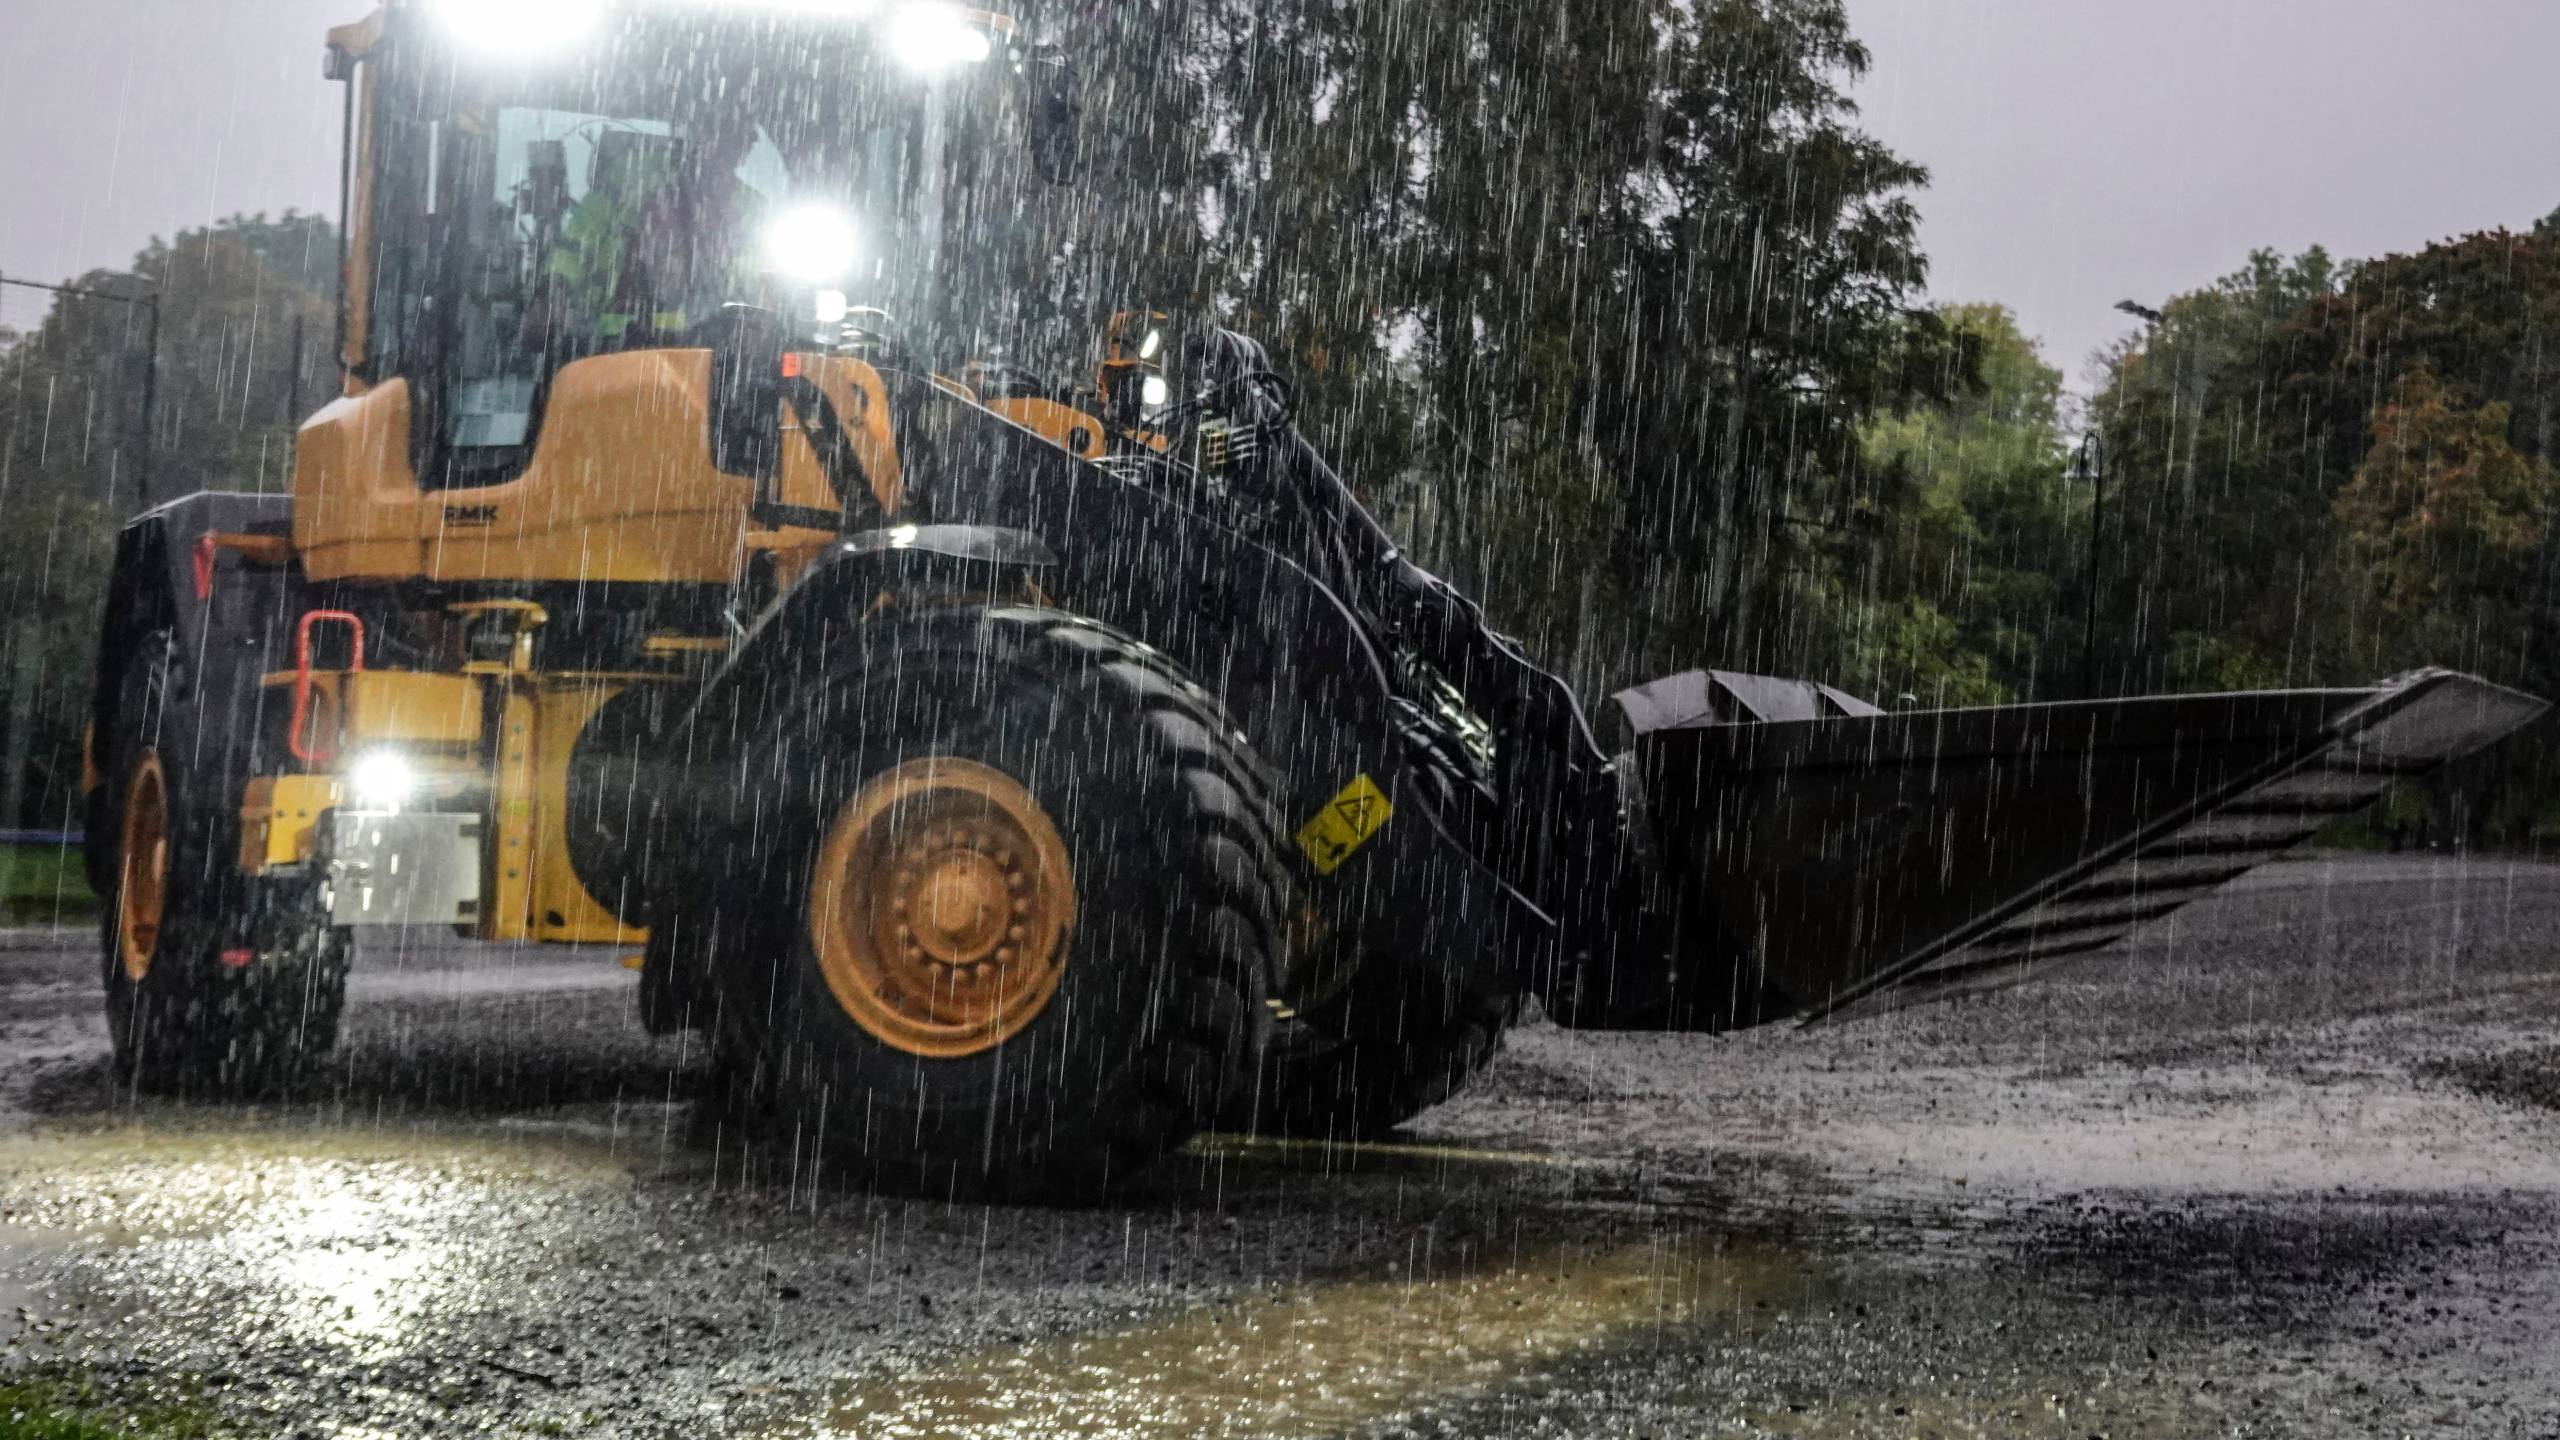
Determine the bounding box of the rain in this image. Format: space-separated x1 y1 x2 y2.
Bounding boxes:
4 0 2560 1434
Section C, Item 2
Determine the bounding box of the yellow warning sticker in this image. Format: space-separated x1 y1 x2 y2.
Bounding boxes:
1296 774 1394 876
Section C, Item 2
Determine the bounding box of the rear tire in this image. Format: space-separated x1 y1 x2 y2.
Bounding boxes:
98 640 349 1094
697 605 1288 1199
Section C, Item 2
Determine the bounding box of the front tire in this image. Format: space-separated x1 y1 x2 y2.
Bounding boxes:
699 606 1289 1199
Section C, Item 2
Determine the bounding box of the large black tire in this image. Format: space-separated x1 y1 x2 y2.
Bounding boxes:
1256 958 1521 1142
696 605 1288 1199
97 640 350 1094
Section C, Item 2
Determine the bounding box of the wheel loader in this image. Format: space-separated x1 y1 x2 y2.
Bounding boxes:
83 0 2548 1196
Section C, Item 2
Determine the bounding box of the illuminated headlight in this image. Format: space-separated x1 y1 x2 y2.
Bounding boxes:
886 3 994 72
432 0 607 52
1140 375 1171 409
764 205 861 286
347 751 419 810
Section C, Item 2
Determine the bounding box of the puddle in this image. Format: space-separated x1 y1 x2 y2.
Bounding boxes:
0 1123 644 1361
799 1233 1816 1438
1188 1133 1608 1176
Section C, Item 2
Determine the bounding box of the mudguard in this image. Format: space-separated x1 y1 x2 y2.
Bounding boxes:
621 380 1534 1010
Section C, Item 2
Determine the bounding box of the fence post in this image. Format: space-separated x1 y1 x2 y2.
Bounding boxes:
137 291 162 512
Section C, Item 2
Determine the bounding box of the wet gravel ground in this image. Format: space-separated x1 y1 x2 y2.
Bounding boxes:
4 854 2559 1437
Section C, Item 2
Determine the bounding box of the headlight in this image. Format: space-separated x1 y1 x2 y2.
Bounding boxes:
347 751 419 810
1141 376 1171 409
764 205 861 286
432 0 607 52
886 3 994 72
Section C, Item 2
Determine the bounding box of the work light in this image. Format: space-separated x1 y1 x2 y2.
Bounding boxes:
430 0 607 52
886 3 994 72
347 750 420 810
764 205 861 286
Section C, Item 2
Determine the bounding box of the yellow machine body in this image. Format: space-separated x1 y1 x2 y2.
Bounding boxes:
212 0 1137 959
241 663 655 947
293 352 901 585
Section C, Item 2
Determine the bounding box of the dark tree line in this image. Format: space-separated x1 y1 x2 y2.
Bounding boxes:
0 211 337 833
6 5 2558 846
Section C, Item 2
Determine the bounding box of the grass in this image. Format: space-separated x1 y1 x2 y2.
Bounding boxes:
0 843 94 925
0 1374 223 1440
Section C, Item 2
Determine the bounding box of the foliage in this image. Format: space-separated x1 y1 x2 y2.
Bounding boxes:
1837 302 2076 703
2335 366 2555 636
0 211 335 829
2079 247 2346 695
2086 227 2560 842
1067 0 1937 692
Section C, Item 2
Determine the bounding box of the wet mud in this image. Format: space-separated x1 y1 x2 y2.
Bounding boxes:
3 856 2559 1436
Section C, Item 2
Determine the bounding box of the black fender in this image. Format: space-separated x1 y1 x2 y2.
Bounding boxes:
606 383 1531 1008
565 522 1054 922
887 377 1535 1002
87 493 302 888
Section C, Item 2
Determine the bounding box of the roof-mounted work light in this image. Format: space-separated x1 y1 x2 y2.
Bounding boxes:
430 0 609 52
886 3 994 71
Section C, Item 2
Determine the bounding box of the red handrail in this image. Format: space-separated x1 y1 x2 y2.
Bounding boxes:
191 534 218 602
288 610 367 765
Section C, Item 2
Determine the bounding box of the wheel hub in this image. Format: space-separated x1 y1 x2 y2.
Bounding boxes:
116 751 169 985
810 758 1075 1059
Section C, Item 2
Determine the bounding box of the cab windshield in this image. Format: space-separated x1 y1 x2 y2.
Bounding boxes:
364 7 1004 485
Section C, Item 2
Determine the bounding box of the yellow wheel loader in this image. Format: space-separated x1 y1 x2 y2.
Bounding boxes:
83 0 2547 1194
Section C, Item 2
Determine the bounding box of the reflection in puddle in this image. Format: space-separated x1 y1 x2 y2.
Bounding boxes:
815 1235 1810 1439
222 1173 462 1350
0 1125 631 1361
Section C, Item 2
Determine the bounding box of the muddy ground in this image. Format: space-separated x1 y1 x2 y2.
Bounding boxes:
3 854 2558 1437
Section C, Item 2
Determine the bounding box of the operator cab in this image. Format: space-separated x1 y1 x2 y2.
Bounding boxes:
301 0 1053 584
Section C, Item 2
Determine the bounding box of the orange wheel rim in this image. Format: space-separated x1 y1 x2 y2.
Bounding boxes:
808 757 1076 1059
117 751 169 984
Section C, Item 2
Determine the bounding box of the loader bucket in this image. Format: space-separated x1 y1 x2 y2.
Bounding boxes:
1623 669 2547 1027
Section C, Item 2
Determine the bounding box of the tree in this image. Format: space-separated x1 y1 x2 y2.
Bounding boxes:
0 211 337 831
1057 0 1936 694
2334 364 2559 679
2081 224 2560 841
2081 247 2345 695
1838 303 2076 705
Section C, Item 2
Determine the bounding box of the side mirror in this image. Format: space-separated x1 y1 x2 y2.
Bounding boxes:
1025 45 1081 185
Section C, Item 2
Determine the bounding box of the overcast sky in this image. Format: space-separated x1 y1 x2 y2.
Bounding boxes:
6 0 2557 388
